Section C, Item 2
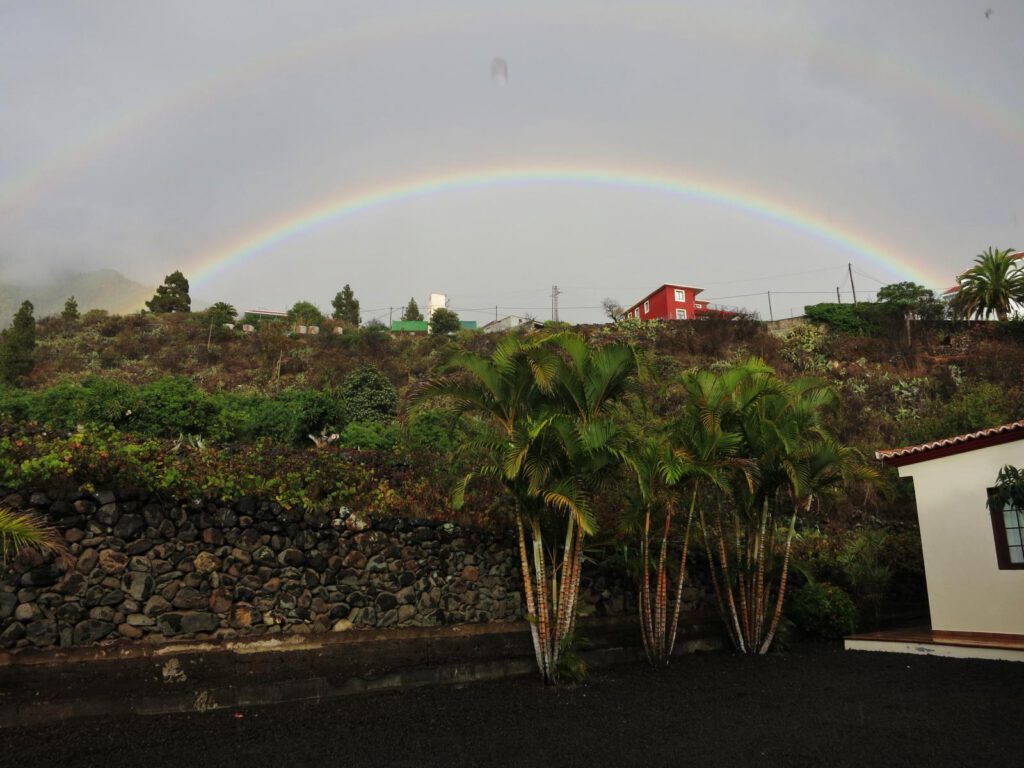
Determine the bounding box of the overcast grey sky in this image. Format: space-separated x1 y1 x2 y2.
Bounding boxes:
1 1 1022 323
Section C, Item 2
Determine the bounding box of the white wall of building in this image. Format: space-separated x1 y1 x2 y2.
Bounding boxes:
428 293 447 319
899 440 1024 635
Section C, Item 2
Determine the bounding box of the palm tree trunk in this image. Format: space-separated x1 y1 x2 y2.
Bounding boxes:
639 506 654 665
667 490 696 657
515 514 543 680
530 520 553 682
654 504 673 662
759 497 808 654
753 500 769 646
700 507 741 652
566 523 584 638
555 514 576 641
713 503 746 653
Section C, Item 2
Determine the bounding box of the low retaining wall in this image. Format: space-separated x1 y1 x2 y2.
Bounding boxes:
1 488 709 653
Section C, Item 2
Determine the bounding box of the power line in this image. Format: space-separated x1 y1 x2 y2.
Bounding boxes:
851 265 889 285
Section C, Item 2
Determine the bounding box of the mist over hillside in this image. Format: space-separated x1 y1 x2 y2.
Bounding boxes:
0 269 154 326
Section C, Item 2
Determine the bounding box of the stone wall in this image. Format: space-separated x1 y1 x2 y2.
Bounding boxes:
0 489 673 652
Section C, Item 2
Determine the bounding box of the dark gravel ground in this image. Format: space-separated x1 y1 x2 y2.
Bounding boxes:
4 643 1021 768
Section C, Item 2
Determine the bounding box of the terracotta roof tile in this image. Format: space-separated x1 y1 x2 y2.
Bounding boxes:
876 420 1024 465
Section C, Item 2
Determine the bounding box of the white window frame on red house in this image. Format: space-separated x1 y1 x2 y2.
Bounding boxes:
674 289 686 302
676 308 687 320
643 300 649 314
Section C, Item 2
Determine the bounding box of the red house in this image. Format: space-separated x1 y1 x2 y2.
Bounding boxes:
623 284 716 321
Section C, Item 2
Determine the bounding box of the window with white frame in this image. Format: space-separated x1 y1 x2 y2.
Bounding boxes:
643 300 649 314
674 289 685 302
675 308 687 320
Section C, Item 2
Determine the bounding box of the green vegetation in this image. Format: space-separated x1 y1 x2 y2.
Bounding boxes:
401 297 424 322
331 284 360 325
951 246 1023 321
5 291 1024 676
0 301 36 385
288 300 324 327
0 505 63 564
61 296 79 322
0 368 399 447
204 302 238 327
418 332 639 684
429 306 461 335
145 271 191 314
787 581 858 639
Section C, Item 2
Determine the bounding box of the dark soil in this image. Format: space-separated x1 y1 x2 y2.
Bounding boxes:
4 643 1021 768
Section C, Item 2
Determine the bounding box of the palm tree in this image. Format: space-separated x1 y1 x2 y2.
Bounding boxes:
416 332 638 683
696 361 878 654
0 506 63 564
951 247 1023 321
622 360 760 668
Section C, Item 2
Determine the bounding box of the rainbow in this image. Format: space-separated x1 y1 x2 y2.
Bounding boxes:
189 164 945 289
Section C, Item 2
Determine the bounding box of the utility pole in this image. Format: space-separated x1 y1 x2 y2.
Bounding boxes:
767 290 774 322
389 307 393 326
551 285 561 322
836 286 842 303
848 263 858 304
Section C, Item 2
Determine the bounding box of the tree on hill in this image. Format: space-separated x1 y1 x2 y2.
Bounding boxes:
205 302 238 327
877 282 945 342
0 300 36 385
429 307 461 335
951 247 1023 321
331 284 360 325
287 301 324 327
401 297 424 322
62 296 80 322
602 298 625 323
145 271 191 313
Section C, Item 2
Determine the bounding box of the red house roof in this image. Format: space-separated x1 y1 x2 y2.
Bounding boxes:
632 283 705 306
876 420 1024 467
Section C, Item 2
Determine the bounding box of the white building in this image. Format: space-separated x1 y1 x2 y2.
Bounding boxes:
846 421 1024 661
481 315 545 334
428 293 447 320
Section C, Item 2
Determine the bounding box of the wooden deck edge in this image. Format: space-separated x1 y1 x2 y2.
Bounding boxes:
846 627 1024 651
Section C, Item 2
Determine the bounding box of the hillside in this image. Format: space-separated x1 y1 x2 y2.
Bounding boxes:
9 312 1021 628
0 269 153 326
16 311 1024 464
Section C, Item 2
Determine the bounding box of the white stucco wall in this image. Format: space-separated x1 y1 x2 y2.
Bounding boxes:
899 440 1024 635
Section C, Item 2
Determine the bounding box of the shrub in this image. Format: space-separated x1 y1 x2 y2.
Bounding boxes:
839 531 893 630
402 409 486 455
804 302 899 337
132 377 216 437
787 581 858 639
338 421 400 451
338 367 398 424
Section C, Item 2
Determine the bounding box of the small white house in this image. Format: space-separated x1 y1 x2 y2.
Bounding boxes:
481 315 545 334
846 421 1024 661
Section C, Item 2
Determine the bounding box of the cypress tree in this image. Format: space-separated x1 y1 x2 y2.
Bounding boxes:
0 300 36 385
